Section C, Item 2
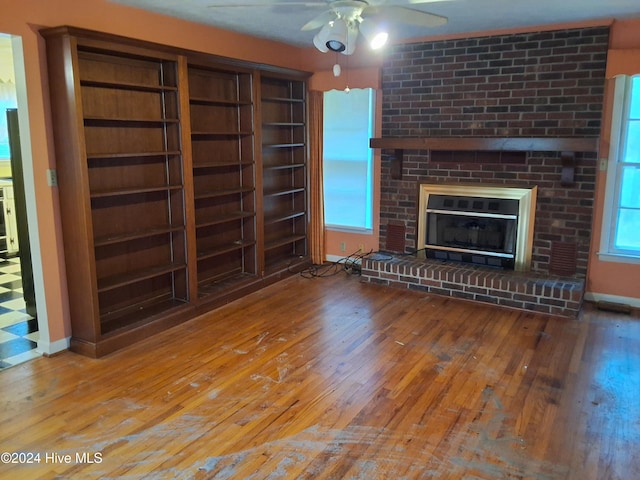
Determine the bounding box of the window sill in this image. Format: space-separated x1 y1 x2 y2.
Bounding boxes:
326 225 373 234
597 252 640 265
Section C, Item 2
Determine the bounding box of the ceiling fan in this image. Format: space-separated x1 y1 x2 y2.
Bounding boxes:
207 0 449 55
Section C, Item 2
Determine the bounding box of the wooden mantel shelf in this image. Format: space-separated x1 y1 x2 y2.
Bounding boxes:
369 136 600 184
369 136 599 152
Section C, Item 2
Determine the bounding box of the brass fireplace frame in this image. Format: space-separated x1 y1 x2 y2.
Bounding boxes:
417 183 538 272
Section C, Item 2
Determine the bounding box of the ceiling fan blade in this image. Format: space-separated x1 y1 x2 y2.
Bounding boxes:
407 0 453 4
366 5 448 28
301 10 338 31
207 2 325 7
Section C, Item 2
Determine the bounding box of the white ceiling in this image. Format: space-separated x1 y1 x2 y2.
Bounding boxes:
110 0 640 49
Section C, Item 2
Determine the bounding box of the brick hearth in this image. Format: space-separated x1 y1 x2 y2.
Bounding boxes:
361 255 584 317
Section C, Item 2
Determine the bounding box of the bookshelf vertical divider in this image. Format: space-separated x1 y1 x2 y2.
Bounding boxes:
178 55 199 304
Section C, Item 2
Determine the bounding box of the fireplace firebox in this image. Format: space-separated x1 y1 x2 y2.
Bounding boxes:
417 184 537 272
425 195 519 269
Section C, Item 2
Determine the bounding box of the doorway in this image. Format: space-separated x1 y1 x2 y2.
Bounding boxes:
0 34 39 369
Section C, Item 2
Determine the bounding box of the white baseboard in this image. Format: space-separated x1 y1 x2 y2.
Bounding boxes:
37 337 71 356
325 254 363 264
584 292 640 309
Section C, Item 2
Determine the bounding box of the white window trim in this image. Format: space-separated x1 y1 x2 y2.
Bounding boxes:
598 75 640 265
325 225 374 234
322 88 375 231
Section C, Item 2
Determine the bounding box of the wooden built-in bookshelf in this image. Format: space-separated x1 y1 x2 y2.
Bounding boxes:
42 27 310 357
260 75 308 275
187 64 258 297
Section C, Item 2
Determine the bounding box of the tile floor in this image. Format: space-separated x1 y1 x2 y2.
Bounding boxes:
0 257 40 370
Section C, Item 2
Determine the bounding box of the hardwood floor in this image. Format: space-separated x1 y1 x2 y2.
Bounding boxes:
0 273 638 479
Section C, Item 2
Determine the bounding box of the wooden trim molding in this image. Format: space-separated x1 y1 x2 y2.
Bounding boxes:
369 136 599 152
369 137 600 180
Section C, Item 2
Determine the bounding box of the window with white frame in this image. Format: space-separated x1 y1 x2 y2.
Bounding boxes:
600 75 640 262
323 88 374 231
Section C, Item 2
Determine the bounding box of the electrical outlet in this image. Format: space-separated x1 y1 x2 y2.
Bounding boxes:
340 241 346 252
47 169 58 187
599 158 608 171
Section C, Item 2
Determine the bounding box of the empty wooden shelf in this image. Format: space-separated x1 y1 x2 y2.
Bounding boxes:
260 75 309 275
43 26 311 357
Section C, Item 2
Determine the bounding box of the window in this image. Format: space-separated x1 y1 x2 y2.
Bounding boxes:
600 75 640 262
323 88 374 231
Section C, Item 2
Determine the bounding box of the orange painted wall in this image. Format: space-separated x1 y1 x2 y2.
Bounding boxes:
586 18 640 301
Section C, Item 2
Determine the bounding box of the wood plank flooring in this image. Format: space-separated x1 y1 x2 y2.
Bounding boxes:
0 273 638 479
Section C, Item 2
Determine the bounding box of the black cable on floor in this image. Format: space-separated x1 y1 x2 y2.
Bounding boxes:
299 249 375 279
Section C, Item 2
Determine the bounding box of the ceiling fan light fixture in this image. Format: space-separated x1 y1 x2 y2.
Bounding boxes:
359 18 388 50
313 22 331 53
343 24 358 55
369 31 388 50
326 39 346 52
325 18 348 52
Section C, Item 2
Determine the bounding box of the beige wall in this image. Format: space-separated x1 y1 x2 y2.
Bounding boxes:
0 35 15 174
0 36 15 81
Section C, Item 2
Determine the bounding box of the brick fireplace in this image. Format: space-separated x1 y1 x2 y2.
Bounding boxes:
362 26 609 316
